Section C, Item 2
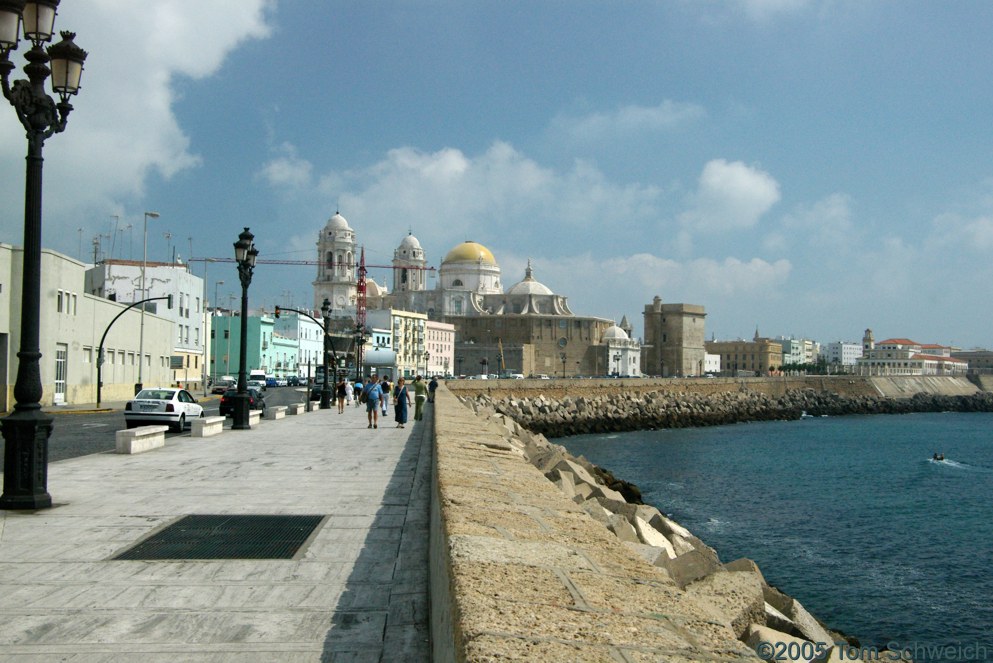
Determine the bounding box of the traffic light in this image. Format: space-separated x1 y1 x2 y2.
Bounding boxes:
274 305 280 319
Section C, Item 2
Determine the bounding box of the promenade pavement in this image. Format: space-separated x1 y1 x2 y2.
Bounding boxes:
0 399 431 662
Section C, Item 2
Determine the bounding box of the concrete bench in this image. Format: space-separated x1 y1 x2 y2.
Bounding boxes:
248 410 262 427
191 415 225 438
265 405 287 421
287 403 306 415
116 425 169 454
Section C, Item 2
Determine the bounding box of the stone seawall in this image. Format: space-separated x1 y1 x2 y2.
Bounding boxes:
429 384 899 661
428 378 971 660
472 386 993 438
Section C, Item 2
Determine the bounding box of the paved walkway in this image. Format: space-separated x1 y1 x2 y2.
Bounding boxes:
0 402 432 662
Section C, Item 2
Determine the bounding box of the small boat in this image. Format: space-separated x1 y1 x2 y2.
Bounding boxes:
800 411 815 419
932 453 945 462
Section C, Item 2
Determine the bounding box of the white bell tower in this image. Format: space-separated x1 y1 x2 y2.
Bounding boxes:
313 211 357 310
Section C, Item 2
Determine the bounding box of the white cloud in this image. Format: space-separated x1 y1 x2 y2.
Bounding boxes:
258 143 314 189
549 100 706 143
271 142 665 252
0 1 274 238
931 212 993 253
779 192 856 249
680 158 781 232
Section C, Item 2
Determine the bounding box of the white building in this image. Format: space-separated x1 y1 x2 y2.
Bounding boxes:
1 245 174 408
824 341 863 367
704 353 721 374
856 330 967 375
85 259 206 389
775 336 820 366
601 324 641 377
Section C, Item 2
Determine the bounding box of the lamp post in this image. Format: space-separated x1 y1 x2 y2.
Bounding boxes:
480 357 488 377
209 279 223 385
320 298 332 409
1 1 87 511
423 350 430 376
353 328 366 381
456 355 463 377
560 352 567 378
613 352 621 377
136 210 159 393
231 227 258 430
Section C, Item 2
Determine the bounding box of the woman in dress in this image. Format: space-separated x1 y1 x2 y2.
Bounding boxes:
393 377 412 428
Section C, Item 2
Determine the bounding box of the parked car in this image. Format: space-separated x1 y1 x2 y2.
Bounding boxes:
211 379 234 394
248 379 267 391
287 375 301 386
276 377 288 387
125 388 204 432
265 376 278 388
218 387 266 417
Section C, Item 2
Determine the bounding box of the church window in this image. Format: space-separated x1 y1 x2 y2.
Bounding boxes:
326 252 334 269
452 279 463 287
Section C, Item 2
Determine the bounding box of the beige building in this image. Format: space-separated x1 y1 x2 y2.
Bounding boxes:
857 330 967 376
705 331 783 376
425 320 455 376
1 245 174 409
642 296 707 377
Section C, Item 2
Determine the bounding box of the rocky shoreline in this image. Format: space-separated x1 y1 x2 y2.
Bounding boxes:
480 387 993 438
454 387 942 659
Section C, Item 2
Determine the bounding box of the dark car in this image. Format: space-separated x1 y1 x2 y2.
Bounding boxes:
287 376 301 386
218 387 266 417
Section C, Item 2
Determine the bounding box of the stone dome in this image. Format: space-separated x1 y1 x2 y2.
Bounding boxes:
366 279 385 297
442 241 496 265
326 212 351 231
602 325 629 340
398 233 422 251
507 260 553 296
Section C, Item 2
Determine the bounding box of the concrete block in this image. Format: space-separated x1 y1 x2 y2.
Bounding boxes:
622 541 668 566
656 549 720 588
607 514 640 543
248 410 262 427
743 624 824 662
686 570 765 639
287 402 306 414
115 425 168 454
191 415 225 438
265 405 287 421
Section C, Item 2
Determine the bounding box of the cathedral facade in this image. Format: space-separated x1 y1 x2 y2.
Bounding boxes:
311 212 637 376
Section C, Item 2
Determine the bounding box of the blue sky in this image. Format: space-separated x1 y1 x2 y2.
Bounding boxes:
3 1 993 349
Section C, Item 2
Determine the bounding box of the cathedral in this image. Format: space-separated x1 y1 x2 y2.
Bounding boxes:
311 211 642 376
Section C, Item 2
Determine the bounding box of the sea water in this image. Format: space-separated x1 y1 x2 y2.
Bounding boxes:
561 412 993 659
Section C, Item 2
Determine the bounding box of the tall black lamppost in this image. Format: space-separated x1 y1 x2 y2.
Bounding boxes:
353 328 366 381
456 355 463 377
423 350 430 376
320 298 332 409
231 227 258 430
480 357 488 377
613 352 621 377
560 352 567 378
0 1 87 511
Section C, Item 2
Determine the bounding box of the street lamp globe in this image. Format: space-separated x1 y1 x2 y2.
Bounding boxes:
46 30 86 99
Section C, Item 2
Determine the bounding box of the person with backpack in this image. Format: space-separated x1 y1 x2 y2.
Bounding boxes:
362 376 382 428
379 376 391 417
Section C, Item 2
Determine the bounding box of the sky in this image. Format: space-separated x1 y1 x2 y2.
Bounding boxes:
2 0 993 349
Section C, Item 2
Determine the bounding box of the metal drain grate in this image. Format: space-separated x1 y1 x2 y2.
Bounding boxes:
114 515 325 560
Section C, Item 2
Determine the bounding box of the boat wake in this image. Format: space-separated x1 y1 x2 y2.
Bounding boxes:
928 458 989 472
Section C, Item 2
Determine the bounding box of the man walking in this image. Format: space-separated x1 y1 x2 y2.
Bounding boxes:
379 375 390 417
363 376 382 429
428 376 438 403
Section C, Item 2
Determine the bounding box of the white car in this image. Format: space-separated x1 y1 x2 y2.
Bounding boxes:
125 388 204 432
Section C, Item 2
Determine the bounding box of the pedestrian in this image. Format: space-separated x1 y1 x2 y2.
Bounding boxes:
362 376 381 428
354 378 363 407
413 375 428 421
393 377 412 428
336 377 347 413
344 379 354 405
428 375 438 403
379 375 390 417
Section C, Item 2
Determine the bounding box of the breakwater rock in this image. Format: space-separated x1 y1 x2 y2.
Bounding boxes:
471 388 993 438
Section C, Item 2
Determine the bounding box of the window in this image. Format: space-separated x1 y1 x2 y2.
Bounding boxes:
224 330 230 339
56 290 63 313
82 347 92 363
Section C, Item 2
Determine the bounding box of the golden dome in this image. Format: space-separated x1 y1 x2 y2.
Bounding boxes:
442 241 497 265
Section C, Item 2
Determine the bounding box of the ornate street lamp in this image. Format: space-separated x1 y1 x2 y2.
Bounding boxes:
560 352 567 378
231 227 258 430
613 352 621 377
319 298 332 409
353 327 366 381
1 1 87 511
